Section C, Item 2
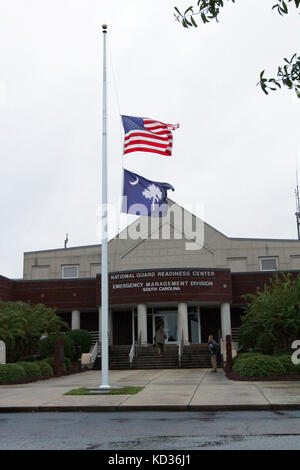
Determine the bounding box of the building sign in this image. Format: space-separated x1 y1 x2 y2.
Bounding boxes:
111 270 216 293
100 269 232 305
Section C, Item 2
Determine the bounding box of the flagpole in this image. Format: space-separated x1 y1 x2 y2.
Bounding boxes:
99 24 110 390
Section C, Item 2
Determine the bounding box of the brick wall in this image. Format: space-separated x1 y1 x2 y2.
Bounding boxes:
0 275 13 301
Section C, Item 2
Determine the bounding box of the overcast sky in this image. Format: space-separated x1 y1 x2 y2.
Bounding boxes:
0 0 299 279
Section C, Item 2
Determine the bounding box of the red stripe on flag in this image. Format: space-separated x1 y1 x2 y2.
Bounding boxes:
124 132 169 142
124 139 169 149
124 147 172 156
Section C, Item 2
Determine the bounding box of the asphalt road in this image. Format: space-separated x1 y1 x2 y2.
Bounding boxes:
0 410 299 450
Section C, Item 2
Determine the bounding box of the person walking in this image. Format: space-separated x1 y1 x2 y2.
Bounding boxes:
208 335 218 372
154 326 167 355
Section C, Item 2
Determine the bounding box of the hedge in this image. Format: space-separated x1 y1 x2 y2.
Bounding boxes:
39 335 76 360
38 361 54 376
274 354 300 375
42 357 70 372
0 357 72 383
18 361 42 377
234 355 285 377
66 329 92 354
0 364 27 383
232 352 300 377
232 352 262 367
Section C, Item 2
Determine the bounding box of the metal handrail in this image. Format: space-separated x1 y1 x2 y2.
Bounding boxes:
90 341 99 365
129 342 135 366
178 332 184 368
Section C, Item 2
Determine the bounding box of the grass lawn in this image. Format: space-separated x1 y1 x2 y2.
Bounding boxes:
64 386 144 395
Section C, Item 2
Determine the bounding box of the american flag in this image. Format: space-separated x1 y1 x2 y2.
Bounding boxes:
121 115 179 156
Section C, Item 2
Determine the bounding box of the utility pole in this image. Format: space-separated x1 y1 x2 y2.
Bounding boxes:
64 233 69 249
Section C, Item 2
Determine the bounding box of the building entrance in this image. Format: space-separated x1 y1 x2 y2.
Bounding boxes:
153 311 178 344
113 310 132 345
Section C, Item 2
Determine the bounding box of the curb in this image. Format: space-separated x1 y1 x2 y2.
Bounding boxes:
1 404 300 413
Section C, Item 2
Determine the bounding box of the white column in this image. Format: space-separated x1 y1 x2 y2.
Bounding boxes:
137 304 148 346
71 310 80 330
178 302 189 345
221 302 232 340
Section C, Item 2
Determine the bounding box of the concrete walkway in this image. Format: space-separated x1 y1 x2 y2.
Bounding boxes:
0 369 300 412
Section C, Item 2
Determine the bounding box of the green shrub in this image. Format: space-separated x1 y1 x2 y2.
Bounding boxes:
233 354 285 377
64 357 71 371
18 362 42 377
38 361 54 376
43 357 66 373
42 357 54 366
39 335 76 360
275 354 300 375
233 352 262 366
66 329 92 354
256 333 276 355
0 364 27 384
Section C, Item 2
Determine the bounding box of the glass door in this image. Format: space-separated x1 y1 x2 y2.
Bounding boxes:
153 313 178 344
166 314 177 343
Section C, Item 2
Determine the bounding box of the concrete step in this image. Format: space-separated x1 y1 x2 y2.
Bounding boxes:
93 344 217 370
134 357 178 364
131 365 179 369
137 353 178 356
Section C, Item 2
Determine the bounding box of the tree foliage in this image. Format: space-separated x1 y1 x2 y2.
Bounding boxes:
66 329 93 354
174 0 300 98
39 334 76 360
237 274 300 354
0 300 68 362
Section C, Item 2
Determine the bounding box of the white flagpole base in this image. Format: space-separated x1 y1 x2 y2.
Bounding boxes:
98 384 111 390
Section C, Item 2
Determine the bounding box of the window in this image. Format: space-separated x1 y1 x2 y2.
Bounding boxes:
62 265 79 279
260 257 278 271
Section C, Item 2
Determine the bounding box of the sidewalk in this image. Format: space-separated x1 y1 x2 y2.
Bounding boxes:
0 369 300 412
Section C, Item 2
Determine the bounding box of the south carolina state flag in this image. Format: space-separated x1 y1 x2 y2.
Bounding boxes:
122 169 174 217
122 115 179 156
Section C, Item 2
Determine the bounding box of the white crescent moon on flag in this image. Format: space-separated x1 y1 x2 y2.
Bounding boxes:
129 177 139 185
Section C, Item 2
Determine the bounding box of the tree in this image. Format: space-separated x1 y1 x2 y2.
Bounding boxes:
174 0 300 98
0 300 68 362
237 273 300 354
142 184 163 210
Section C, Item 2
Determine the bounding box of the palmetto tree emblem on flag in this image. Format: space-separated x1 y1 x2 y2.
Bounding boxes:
122 169 174 217
142 184 162 211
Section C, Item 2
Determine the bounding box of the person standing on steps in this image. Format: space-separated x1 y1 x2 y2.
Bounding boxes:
208 335 218 373
154 326 167 355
